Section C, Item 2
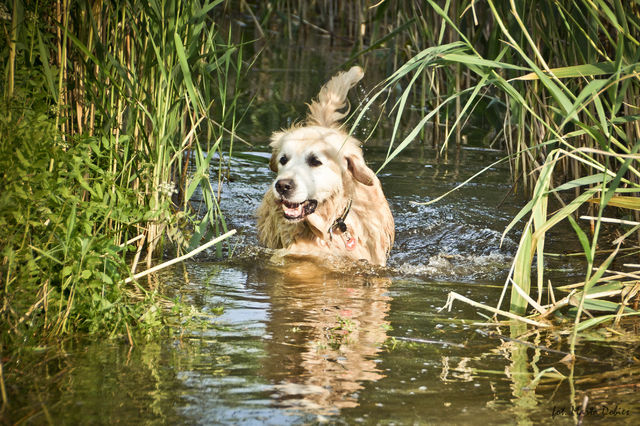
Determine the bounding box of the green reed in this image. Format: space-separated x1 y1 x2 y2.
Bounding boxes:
361 0 640 343
246 0 640 340
1 0 243 341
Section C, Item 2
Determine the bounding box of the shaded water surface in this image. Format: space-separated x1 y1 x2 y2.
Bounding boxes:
7 37 639 425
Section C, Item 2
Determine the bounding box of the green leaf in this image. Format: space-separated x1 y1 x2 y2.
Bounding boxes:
589 195 640 211
37 29 58 101
567 215 592 264
388 61 427 158
601 142 640 211
594 0 623 32
585 281 623 294
582 299 627 312
99 272 113 285
552 173 611 192
532 187 598 241
503 150 558 243
593 93 609 137
62 265 74 277
485 0 574 115
514 62 620 81
510 222 533 314
193 0 225 19
377 86 479 173
561 79 609 127
576 312 640 332
174 31 201 113
439 53 528 71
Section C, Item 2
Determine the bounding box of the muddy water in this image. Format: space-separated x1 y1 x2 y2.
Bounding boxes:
8 43 640 425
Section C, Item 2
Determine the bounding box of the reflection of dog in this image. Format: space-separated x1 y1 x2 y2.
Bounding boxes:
257 66 394 266
253 259 391 411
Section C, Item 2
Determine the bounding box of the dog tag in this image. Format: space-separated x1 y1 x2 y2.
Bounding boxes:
342 230 356 251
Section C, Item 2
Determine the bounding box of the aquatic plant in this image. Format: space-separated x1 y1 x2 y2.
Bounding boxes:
360 0 640 347
240 0 640 343
1 0 243 342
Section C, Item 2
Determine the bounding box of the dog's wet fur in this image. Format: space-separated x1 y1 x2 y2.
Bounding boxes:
257 66 394 266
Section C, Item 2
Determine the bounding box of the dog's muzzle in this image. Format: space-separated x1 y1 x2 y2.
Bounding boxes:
279 199 318 221
275 178 317 220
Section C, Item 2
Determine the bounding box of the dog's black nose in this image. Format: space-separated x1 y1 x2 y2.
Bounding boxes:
275 179 295 196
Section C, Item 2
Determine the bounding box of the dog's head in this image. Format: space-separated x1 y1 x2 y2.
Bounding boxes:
268 126 375 222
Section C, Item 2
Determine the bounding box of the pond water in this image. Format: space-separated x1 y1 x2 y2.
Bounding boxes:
7 36 639 425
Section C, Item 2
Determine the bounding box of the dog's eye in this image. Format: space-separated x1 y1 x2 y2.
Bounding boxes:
279 155 288 166
307 155 322 167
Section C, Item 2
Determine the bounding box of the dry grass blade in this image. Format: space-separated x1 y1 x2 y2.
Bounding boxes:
123 230 236 284
439 292 550 328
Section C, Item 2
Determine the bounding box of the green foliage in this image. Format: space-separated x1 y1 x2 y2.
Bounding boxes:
0 101 157 341
340 0 640 338
1 0 246 343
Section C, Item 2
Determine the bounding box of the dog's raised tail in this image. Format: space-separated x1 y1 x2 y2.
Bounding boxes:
306 66 364 127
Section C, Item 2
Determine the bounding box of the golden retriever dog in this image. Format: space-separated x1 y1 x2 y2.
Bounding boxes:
257 66 394 266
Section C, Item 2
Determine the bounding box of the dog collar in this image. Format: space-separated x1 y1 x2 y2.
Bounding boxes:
328 199 356 250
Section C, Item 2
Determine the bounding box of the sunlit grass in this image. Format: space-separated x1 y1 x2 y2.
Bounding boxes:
1 0 243 341
339 0 640 347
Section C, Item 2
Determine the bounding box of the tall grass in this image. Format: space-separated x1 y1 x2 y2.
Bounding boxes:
1 0 243 342
241 1 509 154
348 0 640 342
240 1 640 339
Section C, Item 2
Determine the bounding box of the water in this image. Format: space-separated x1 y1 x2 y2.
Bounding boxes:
6 37 639 425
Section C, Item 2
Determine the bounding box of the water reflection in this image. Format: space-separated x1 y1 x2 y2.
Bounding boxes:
254 257 391 413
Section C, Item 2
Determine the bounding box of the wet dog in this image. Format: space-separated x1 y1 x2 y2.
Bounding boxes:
257 66 394 266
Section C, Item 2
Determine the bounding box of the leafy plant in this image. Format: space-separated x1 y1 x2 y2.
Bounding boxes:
345 0 640 345
1 0 245 342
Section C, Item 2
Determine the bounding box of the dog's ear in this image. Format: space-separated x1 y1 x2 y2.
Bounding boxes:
268 131 285 172
345 154 375 186
269 153 278 172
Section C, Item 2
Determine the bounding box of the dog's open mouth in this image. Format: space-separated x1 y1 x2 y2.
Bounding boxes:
280 199 318 220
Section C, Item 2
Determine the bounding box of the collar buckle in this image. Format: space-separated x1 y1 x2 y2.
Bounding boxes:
328 199 356 250
328 199 352 237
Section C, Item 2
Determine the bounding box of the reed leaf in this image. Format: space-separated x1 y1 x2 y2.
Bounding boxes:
36 29 57 101
514 62 628 81
1 0 245 340
589 196 640 211
582 298 636 313
510 219 533 315
174 31 202 115
576 312 640 332
567 215 592 264
439 53 528 72
372 0 640 339
551 173 612 192
531 188 599 242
